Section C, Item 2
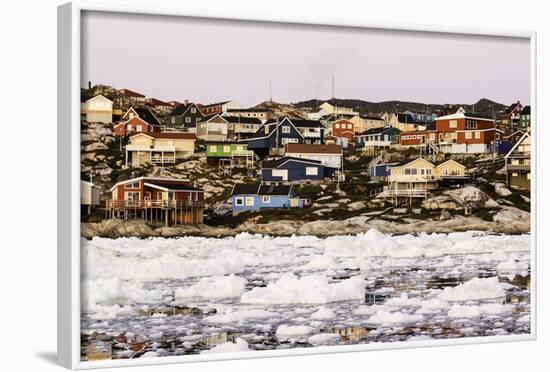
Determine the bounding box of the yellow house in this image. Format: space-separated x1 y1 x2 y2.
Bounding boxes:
126 132 196 167
435 159 467 178
505 131 531 190
387 157 467 204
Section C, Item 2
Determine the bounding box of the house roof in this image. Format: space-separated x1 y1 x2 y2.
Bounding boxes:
357 126 400 136
231 184 293 196
200 100 231 109
505 101 523 114
129 132 197 140
361 115 384 121
434 159 465 168
86 94 113 103
262 156 323 169
144 181 201 192
146 98 170 107
285 143 342 155
226 108 271 113
393 157 434 167
224 116 263 124
290 119 324 128
435 110 494 122
110 177 193 192
258 185 293 196
120 88 145 98
505 130 531 158
134 107 161 125
231 184 262 196
170 103 201 116
521 105 531 115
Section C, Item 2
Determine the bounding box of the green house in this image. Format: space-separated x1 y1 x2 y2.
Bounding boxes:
206 143 251 157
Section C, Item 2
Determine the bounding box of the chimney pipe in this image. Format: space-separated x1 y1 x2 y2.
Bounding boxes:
88 81 91 90
184 99 189 105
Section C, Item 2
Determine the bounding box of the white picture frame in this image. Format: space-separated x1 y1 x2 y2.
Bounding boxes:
58 2 537 369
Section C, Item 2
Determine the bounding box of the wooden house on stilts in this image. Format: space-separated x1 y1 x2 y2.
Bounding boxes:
107 177 204 225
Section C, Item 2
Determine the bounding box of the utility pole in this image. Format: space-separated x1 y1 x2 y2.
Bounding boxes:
269 80 272 103
332 73 335 99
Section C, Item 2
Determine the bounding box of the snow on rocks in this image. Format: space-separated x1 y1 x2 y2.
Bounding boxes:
201 338 250 354
203 309 276 325
310 307 336 320
275 325 315 337
368 310 424 326
175 275 247 299
447 303 514 318
240 273 364 304
494 182 513 197
82 277 164 311
496 258 529 273
308 333 341 345
438 277 506 302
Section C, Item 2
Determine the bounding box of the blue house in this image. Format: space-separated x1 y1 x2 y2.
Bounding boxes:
231 184 304 214
245 117 304 157
261 156 338 183
369 162 399 181
356 126 401 148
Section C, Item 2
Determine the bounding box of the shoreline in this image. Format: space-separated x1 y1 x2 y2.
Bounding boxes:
81 211 530 240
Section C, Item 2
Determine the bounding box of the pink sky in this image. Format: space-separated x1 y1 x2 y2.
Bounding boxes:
81 11 530 107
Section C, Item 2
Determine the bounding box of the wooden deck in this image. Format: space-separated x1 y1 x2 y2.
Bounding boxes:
106 199 204 226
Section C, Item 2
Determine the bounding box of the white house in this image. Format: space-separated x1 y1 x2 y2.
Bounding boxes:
85 94 113 124
285 143 343 170
81 180 101 214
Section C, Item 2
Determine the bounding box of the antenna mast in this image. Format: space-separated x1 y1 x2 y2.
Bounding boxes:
331 74 335 99
269 80 272 103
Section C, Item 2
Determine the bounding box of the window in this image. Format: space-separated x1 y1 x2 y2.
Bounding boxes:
209 145 217 152
475 131 481 139
465 131 472 139
124 191 140 203
157 192 163 200
262 196 271 203
171 117 175 124
235 197 244 206
127 124 132 131
223 145 231 153
228 123 234 130
144 192 151 200
282 138 298 145
466 120 477 129
449 120 457 128
245 197 255 206
136 125 142 132
124 181 140 189
185 117 191 123
282 126 290 134
306 167 318 176
335 123 340 129
191 108 196 113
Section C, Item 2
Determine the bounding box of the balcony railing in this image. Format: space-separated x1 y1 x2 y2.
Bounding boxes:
506 164 530 171
126 145 176 152
388 174 439 183
386 189 428 197
151 156 175 163
106 199 204 210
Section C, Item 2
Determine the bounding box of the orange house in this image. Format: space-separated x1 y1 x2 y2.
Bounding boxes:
331 119 355 142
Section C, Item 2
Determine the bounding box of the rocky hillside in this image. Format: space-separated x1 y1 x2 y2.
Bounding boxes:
254 100 311 119
294 97 508 118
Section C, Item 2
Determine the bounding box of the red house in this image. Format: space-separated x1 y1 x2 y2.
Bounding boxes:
114 107 163 137
145 98 172 111
331 119 355 142
107 177 204 225
119 88 146 103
